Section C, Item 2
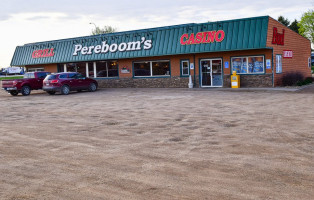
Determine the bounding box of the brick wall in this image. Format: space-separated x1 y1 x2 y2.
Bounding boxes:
26 64 58 72
223 74 272 87
267 17 312 86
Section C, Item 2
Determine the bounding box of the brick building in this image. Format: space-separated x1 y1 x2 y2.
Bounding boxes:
10 16 311 88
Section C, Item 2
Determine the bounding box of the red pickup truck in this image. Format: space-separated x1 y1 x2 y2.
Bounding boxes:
2 72 51 96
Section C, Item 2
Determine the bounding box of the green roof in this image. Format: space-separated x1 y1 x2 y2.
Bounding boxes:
11 16 269 66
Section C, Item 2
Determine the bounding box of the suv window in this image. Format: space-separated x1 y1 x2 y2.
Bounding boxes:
68 73 77 79
37 72 50 78
59 74 67 79
46 74 57 80
76 74 85 79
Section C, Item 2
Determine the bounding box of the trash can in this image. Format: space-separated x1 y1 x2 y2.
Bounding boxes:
231 71 240 88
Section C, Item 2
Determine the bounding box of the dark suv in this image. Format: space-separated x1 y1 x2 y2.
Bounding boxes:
43 72 98 95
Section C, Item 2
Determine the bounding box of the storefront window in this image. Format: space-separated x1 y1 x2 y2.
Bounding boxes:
62 61 118 78
276 55 282 73
95 61 107 77
107 61 119 77
76 62 87 76
231 56 264 74
134 60 170 77
95 61 118 78
181 60 190 76
134 62 150 76
65 63 77 72
87 62 94 77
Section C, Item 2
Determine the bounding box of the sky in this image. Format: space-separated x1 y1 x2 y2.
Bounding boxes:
0 0 313 68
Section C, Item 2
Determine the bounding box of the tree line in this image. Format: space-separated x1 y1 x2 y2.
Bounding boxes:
278 10 313 47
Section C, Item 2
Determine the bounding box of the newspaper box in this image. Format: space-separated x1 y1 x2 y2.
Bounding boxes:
231 71 240 88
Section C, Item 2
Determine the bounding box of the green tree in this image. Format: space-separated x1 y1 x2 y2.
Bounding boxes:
299 10 314 46
278 16 290 26
91 26 117 35
289 19 300 34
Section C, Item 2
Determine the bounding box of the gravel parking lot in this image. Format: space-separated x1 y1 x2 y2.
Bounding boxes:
0 88 313 199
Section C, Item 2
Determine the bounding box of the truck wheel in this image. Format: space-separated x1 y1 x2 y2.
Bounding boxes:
21 86 31 96
88 83 97 92
47 91 56 95
61 85 70 95
10 91 18 96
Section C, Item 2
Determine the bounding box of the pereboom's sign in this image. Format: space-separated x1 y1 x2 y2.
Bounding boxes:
73 37 152 56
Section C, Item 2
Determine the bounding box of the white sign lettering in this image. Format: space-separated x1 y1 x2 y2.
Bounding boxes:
73 37 152 56
283 50 293 58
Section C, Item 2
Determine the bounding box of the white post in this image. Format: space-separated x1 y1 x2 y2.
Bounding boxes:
86 62 89 77
188 75 193 88
64 64 67 72
93 62 96 78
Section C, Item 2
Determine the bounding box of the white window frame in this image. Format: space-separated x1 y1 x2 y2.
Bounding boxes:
28 67 44 72
231 56 265 74
181 60 190 76
276 55 282 74
134 60 170 77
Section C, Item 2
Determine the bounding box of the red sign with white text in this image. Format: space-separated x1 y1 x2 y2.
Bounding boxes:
283 50 293 58
32 48 55 59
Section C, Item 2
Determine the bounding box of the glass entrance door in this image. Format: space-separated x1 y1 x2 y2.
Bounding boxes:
200 59 222 87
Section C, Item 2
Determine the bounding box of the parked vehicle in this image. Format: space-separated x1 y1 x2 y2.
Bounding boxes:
1 72 50 96
43 72 98 95
2 67 24 75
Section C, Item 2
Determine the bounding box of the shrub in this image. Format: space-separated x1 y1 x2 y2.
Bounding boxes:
282 72 304 86
296 77 313 86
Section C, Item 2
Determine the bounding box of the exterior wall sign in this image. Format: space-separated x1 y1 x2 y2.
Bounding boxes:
121 66 130 73
32 48 55 59
283 50 293 58
73 37 152 56
272 27 285 45
180 30 225 45
224 61 229 69
266 59 271 69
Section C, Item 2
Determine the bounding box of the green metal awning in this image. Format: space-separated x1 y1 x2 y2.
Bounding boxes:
11 16 269 66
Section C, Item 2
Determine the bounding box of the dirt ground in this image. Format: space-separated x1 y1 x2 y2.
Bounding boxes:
0 87 313 200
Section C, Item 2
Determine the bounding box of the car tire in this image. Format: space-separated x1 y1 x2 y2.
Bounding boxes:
61 85 70 95
21 86 31 96
88 83 97 92
9 91 18 96
47 91 56 95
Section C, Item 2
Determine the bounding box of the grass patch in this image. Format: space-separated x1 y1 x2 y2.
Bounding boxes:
0 76 23 81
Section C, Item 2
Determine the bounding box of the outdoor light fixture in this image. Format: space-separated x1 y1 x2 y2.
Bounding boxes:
89 22 97 29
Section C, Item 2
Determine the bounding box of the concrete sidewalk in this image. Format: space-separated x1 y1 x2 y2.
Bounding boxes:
194 83 314 93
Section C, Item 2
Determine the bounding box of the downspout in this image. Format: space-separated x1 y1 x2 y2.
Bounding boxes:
193 54 196 87
272 48 274 87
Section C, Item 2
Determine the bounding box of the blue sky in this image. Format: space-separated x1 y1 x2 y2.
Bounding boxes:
0 0 313 68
